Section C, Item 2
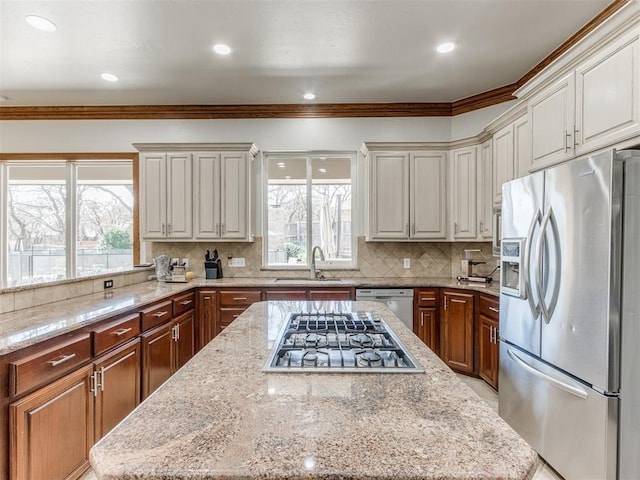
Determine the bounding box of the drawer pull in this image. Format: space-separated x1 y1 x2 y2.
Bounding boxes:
489 307 499 313
112 327 133 336
232 314 240 318
180 300 193 305
422 297 436 301
232 297 248 301
47 353 76 367
152 310 169 317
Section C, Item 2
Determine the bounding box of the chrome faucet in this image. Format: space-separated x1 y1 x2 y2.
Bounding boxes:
310 245 325 279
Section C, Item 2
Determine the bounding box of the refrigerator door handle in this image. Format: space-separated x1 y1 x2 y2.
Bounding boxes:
524 209 542 319
507 348 589 399
536 208 562 324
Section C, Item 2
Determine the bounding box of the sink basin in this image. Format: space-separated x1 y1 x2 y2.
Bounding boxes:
273 277 349 284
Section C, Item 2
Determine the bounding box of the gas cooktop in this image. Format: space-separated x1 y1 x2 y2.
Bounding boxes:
263 311 424 373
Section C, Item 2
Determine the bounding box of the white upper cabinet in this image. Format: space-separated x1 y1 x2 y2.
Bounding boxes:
366 145 447 241
194 150 253 241
136 143 256 242
368 152 410 240
492 123 514 206
477 138 493 240
529 28 640 170
575 29 640 156
140 152 192 240
450 146 477 240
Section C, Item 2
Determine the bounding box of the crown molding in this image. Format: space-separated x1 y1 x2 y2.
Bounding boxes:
132 142 258 156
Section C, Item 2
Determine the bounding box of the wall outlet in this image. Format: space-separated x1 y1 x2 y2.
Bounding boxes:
228 257 245 268
403 258 410 269
497 259 501 267
104 279 113 289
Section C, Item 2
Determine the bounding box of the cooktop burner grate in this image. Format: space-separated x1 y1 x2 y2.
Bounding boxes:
263 311 424 373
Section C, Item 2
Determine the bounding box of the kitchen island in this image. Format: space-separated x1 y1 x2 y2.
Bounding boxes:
90 300 537 480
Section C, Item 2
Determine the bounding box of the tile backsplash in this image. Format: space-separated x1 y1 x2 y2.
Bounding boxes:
150 237 496 279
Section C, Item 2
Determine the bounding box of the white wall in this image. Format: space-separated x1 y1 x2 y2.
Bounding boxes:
0 117 456 153
449 100 517 140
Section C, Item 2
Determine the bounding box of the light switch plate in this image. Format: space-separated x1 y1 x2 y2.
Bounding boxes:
228 257 245 267
403 258 410 269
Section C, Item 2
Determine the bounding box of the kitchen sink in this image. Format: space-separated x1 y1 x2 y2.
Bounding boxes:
273 277 349 284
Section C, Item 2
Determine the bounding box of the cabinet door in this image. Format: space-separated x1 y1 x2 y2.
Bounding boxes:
10 365 94 480
492 124 513 206
529 72 576 170
140 153 167 239
141 322 174 399
369 152 410 239
575 31 640 155
264 290 308 301
197 290 217 350
221 152 249 240
93 339 141 441
174 311 195 371
513 114 531 179
450 146 477 239
478 315 499 389
441 291 474 373
193 153 221 239
411 152 447 239
166 153 193 238
416 307 439 356
478 139 493 239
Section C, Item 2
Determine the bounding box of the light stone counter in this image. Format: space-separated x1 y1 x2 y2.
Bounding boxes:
90 301 537 480
0 277 498 356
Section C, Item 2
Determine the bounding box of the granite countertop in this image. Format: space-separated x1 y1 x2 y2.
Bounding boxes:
0 277 498 356
90 300 537 480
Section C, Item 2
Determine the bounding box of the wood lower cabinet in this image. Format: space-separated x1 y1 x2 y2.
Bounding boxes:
414 288 440 355
141 311 195 399
478 295 500 389
308 288 353 301
197 290 216 350
264 290 308 301
141 322 174 399
9 365 94 480
174 311 195 370
441 290 475 374
93 339 141 440
217 290 262 335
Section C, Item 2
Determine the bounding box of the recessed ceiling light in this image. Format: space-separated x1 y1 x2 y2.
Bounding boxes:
213 44 232 55
277 162 286 168
303 93 316 100
436 42 456 54
100 72 119 82
25 15 57 32
284 175 292 180
318 168 327 173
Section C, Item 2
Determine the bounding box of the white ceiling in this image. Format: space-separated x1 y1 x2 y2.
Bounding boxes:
0 0 611 107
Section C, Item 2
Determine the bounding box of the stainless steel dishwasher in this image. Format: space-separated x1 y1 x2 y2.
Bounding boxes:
355 288 414 331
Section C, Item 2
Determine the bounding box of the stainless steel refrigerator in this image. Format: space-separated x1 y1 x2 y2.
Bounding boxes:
498 149 640 480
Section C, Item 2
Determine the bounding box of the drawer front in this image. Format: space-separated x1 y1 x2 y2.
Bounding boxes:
264 290 308 301
92 313 141 356
10 333 92 397
219 307 247 327
479 294 500 320
140 300 173 331
219 290 261 306
309 289 353 301
172 291 195 317
416 289 438 307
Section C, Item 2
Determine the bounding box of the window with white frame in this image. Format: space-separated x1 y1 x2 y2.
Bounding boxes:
264 152 355 268
2 161 134 287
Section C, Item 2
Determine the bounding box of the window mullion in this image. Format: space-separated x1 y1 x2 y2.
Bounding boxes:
66 163 77 278
306 156 313 267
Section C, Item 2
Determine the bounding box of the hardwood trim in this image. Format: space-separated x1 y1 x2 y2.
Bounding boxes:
451 83 518 116
0 1 629 120
0 103 453 120
132 154 140 265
